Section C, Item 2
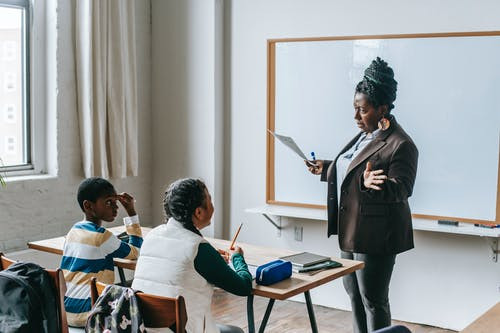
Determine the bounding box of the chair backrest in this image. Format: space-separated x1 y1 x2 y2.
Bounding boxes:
0 252 69 333
0 252 16 269
90 277 188 333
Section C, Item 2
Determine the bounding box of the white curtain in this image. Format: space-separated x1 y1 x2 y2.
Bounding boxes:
75 0 138 178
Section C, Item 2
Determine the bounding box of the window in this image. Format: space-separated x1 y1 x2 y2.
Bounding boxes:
0 0 31 172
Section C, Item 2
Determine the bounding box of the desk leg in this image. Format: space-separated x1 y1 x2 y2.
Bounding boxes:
304 291 318 333
117 267 127 286
258 298 275 333
247 295 255 333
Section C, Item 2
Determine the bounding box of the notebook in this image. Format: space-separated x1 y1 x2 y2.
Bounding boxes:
247 264 257 279
280 252 330 267
291 260 342 273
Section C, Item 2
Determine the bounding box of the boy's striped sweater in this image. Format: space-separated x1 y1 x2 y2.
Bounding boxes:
61 215 143 327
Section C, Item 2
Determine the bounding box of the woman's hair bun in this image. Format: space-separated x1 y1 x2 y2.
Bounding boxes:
356 57 398 111
364 57 396 88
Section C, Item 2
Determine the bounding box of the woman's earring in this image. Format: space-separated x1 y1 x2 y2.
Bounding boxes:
378 117 391 131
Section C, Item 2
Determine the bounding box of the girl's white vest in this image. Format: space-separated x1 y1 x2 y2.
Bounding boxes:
132 219 218 333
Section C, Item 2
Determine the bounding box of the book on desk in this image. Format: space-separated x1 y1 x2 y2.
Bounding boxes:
291 260 342 273
280 252 342 273
280 252 330 267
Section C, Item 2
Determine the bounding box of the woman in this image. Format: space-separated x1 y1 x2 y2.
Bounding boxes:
306 57 418 333
132 178 252 333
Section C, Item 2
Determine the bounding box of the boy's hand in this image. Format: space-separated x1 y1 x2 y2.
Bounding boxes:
117 192 137 216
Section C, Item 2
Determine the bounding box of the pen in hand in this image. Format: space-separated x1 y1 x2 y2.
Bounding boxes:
308 152 318 168
229 223 243 250
305 152 323 175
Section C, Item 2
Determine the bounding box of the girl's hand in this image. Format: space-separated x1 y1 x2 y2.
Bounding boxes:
217 249 230 263
228 246 244 257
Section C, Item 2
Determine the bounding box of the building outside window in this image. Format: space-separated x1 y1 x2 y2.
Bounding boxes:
3 72 16 92
5 136 15 154
0 0 31 172
3 40 16 61
3 103 15 123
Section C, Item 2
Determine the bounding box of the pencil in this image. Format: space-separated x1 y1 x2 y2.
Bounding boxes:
229 223 243 250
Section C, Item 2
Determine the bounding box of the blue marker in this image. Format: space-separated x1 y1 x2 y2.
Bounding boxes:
308 152 318 169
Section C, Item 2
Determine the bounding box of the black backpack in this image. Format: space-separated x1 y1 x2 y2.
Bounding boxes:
86 284 145 333
0 262 60 333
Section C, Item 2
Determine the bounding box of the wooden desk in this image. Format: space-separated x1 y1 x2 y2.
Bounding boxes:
460 302 500 333
208 238 364 333
29 226 364 333
28 226 152 284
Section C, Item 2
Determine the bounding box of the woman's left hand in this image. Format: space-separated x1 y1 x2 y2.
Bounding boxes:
363 161 388 190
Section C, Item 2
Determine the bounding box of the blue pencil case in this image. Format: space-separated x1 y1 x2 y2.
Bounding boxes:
256 259 292 286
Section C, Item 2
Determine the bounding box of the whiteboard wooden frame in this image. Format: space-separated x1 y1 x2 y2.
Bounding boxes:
266 31 500 224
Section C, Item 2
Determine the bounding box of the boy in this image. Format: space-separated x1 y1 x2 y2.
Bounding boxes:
61 177 143 327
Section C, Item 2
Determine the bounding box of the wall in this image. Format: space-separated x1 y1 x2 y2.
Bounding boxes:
0 0 152 251
150 0 225 237
226 0 500 330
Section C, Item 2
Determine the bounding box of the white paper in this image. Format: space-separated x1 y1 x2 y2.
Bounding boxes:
268 130 308 160
229 262 257 279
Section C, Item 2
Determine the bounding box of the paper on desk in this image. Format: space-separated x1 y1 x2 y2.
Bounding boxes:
268 130 308 160
229 262 257 280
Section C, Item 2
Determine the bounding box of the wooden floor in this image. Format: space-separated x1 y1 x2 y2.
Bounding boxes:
212 289 456 333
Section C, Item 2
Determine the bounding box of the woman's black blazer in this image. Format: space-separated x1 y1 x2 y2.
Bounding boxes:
321 117 418 255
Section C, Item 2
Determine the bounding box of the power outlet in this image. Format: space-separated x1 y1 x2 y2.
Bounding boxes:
294 226 303 241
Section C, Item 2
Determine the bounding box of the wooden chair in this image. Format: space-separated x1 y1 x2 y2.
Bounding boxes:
0 252 69 333
90 277 188 333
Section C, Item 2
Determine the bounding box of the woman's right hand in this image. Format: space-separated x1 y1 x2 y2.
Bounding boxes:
305 159 323 175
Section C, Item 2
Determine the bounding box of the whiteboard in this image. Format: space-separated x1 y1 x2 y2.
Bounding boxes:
267 32 500 223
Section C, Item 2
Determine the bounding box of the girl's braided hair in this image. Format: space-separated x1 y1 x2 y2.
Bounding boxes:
164 178 207 235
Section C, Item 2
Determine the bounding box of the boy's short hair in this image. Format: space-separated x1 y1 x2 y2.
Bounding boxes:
77 177 116 211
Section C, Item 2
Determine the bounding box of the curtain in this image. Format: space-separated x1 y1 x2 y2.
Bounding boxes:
75 0 138 178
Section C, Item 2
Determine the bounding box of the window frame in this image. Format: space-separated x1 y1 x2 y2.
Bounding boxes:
0 0 47 176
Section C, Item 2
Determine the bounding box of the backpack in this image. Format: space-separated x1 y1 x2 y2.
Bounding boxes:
0 262 60 333
85 284 145 333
